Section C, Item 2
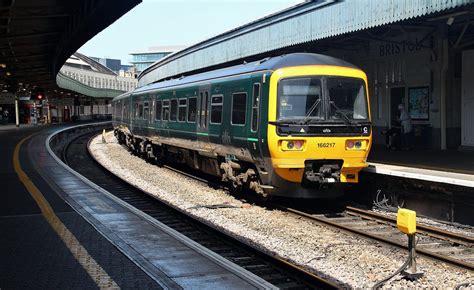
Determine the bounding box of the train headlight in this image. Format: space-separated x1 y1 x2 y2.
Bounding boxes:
281 140 305 151
347 140 354 149
294 140 303 149
346 139 367 150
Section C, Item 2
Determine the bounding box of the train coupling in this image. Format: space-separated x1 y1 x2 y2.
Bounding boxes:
303 160 342 184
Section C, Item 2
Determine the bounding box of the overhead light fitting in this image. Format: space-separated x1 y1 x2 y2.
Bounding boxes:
447 17 455 25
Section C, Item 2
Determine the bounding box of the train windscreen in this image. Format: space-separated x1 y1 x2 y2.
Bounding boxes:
327 77 368 121
278 77 323 121
277 76 368 124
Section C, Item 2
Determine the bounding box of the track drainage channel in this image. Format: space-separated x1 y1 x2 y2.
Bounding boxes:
62 130 336 289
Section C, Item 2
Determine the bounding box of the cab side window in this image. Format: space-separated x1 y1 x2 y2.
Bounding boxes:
251 83 260 132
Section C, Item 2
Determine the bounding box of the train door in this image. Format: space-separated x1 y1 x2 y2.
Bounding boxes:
247 82 264 164
197 86 210 147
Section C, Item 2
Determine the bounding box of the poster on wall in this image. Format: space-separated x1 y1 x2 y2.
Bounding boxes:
408 86 429 120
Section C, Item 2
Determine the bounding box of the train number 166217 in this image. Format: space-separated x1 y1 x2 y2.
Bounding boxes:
317 142 335 148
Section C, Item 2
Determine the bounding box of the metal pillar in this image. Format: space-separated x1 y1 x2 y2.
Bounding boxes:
440 38 448 150
47 100 51 124
14 95 19 127
402 234 423 280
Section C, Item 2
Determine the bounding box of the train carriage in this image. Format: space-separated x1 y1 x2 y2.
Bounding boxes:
112 53 372 198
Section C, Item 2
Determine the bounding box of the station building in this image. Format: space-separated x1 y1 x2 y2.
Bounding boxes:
130 45 186 75
51 52 137 122
138 0 474 150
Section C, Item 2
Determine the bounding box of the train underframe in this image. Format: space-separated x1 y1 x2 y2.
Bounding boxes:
115 128 267 197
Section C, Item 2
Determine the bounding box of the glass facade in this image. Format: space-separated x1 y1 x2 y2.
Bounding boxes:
130 51 173 73
131 53 169 62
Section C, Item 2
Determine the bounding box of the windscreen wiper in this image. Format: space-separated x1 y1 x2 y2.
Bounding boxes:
299 99 321 125
329 101 354 125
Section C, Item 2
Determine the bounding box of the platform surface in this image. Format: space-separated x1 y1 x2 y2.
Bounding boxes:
1 125 159 288
366 144 474 187
1 124 272 289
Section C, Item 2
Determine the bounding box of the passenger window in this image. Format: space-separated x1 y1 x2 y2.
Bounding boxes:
170 99 178 121
210 95 223 124
124 102 128 119
135 102 139 118
143 101 149 119
162 100 170 121
187 97 197 123
178 99 187 122
138 102 144 118
155 99 162 120
231 92 247 125
251 83 260 132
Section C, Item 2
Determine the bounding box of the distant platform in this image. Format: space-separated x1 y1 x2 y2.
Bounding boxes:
366 144 474 188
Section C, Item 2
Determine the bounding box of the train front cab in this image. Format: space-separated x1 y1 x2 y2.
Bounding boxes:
266 65 372 198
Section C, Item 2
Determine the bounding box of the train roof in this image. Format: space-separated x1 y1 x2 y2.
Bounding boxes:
113 53 359 101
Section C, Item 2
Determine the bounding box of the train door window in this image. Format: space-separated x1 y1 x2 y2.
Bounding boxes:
231 92 247 125
251 83 260 132
143 101 149 119
178 98 187 122
203 91 209 128
187 97 197 123
210 95 223 124
198 92 203 127
170 99 178 121
162 99 170 120
155 99 162 120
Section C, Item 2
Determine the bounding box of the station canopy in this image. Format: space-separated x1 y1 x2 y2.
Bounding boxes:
138 0 474 87
0 0 140 91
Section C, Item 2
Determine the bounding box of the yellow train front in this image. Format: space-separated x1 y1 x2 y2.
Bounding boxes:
263 59 372 198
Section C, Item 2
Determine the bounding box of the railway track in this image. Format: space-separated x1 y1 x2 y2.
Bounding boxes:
281 206 474 272
104 129 474 273
61 130 339 289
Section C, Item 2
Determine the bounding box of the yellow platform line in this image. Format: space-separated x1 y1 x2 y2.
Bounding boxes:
13 134 119 289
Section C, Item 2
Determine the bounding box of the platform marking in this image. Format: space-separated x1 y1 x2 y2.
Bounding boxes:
13 135 119 289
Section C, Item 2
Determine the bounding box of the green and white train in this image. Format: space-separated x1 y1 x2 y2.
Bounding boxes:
112 53 372 198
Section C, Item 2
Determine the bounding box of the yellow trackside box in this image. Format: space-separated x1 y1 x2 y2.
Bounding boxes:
397 208 417 234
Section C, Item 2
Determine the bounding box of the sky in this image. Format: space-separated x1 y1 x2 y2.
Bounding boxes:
78 0 302 65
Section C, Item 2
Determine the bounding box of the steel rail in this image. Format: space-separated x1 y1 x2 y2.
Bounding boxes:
345 206 474 246
84 131 341 289
99 127 474 275
281 206 474 272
